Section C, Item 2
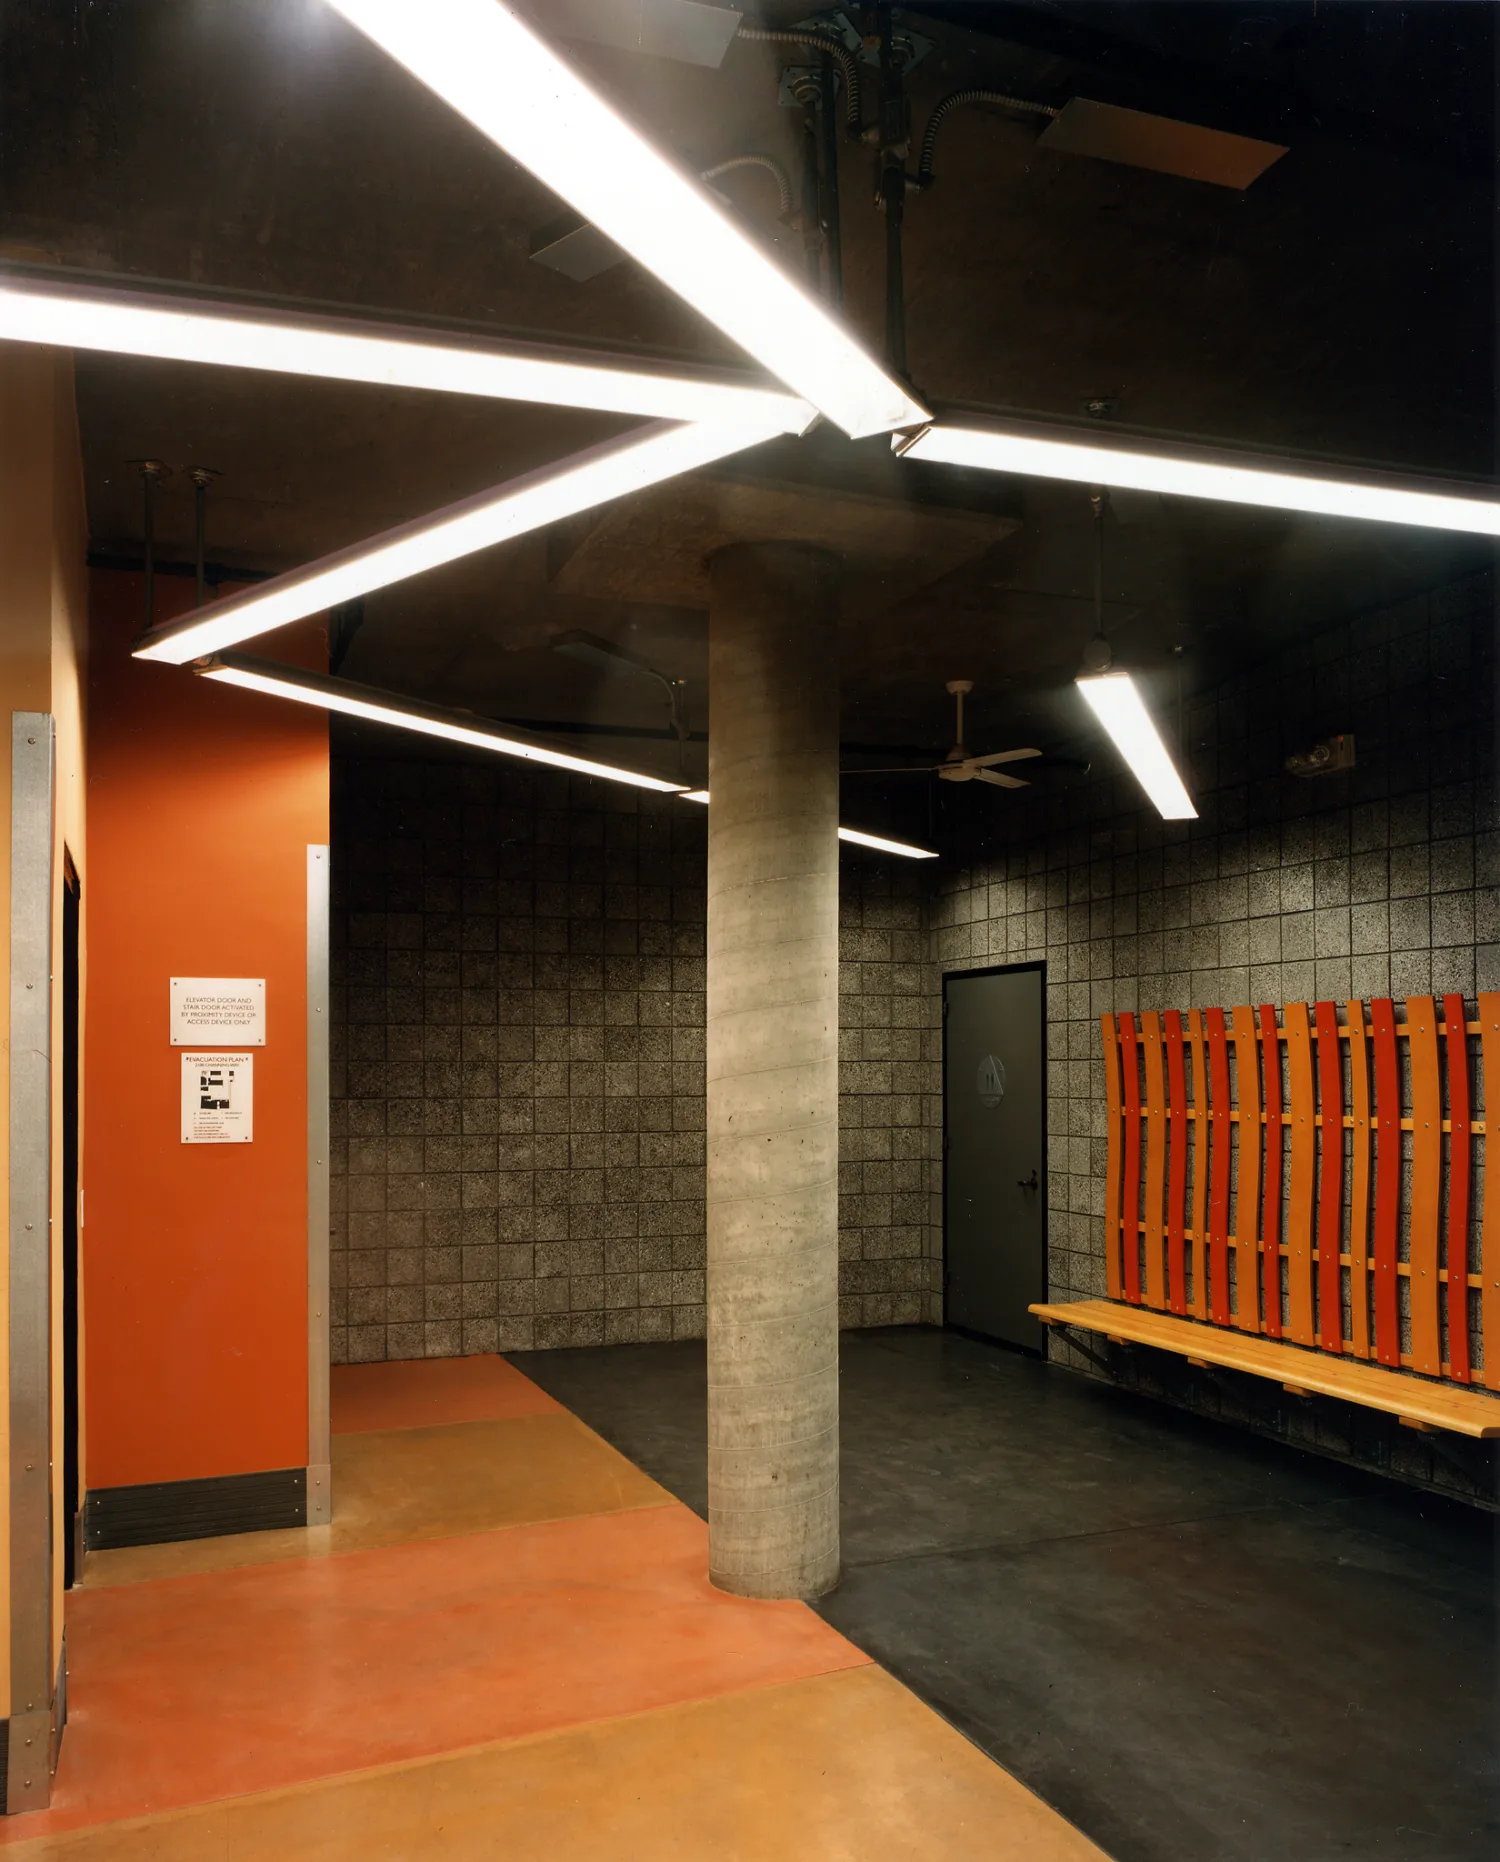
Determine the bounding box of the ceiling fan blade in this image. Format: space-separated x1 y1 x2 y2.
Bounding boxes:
966 747 1043 769
973 767 1030 790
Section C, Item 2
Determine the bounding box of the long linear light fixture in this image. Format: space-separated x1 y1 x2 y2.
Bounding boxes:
676 791 937 860
0 266 813 433
325 0 927 440
134 420 778 664
197 653 687 793
1076 673 1196 820
899 415 1500 537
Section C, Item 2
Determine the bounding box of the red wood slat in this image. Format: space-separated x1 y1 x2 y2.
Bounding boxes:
1100 1014 1124 1302
1480 993 1500 1392
1205 1008 1232 1327
1406 996 1441 1377
1259 1005 1283 1340
1231 1005 1261 1333
1313 1001 1344 1354
1346 999 1372 1359
1119 1013 1142 1305
1164 1010 1189 1316
1284 1002 1316 1347
1370 997 1401 1367
1141 1013 1168 1310
1442 992 1472 1384
1188 1010 1209 1320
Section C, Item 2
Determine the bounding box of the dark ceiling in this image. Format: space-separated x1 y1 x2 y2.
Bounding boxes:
1 0 1493 801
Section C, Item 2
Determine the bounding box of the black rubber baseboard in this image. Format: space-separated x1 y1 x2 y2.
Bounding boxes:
83 1467 307 1550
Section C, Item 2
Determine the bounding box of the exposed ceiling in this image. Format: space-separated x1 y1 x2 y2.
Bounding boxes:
2 0 1492 809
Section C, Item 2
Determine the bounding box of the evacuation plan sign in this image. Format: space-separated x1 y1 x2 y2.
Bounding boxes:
170 977 266 1046
181 1053 254 1144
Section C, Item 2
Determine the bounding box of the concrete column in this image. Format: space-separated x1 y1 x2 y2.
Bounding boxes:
706 541 841 1601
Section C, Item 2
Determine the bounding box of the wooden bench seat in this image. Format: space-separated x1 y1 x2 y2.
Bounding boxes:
1031 1299 1500 1439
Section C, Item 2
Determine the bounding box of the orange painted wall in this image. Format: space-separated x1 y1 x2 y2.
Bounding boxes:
84 574 328 1489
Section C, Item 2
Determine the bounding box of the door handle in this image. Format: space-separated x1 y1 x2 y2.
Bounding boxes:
1017 1169 1038 1191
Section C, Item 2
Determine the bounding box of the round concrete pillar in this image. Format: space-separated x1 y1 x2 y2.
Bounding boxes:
705 541 841 1601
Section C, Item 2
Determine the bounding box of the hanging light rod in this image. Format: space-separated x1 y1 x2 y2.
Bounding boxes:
1076 673 1196 820
194 653 688 794
323 0 926 440
133 420 779 665
896 414 1500 537
0 264 813 433
675 790 937 860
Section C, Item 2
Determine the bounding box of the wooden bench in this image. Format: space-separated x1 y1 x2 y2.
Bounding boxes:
1046 992 1500 1445
1031 1299 1500 1438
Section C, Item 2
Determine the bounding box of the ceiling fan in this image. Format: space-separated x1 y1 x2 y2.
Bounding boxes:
842 681 1046 790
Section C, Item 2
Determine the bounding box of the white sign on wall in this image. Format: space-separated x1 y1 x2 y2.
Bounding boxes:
170 977 266 1047
181 1053 254 1144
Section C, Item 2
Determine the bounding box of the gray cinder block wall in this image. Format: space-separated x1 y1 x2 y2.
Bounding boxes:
328 759 940 1365
929 569 1495 1500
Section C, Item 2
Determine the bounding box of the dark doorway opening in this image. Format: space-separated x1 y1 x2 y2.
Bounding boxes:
62 850 81 1588
943 963 1047 1353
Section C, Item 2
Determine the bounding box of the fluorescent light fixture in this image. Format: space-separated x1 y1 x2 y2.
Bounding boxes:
835 826 939 860
196 653 687 793
675 790 937 859
1076 672 1196 820
0 266 812 432
325 0 927 438
900 417 1500 538
134 420 778 664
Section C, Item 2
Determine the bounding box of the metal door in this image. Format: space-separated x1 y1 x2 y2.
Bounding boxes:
944 964 1046 1350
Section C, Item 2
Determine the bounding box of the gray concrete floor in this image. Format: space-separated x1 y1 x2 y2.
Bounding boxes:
510 1327 1500 1862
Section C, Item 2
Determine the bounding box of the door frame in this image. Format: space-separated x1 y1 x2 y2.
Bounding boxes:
941 960 1049 1341
61 850 81 1592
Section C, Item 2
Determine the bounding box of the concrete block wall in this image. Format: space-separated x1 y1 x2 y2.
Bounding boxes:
837 862 943 1328
927 570 1495 1498
329 756 943 1363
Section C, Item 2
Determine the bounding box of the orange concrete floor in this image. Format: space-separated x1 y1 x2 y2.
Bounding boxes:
5 1357 1108 1859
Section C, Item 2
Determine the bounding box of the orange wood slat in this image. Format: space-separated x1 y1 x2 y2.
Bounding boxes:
1481 993 1500 1392
1119 1013 1143 1305
1370 998 1401 1367
1442 992 1472 1384
1258 1005 1283 1340
1164 1010 1189 1316
1284 1002 1316 1347
1100 1014 1125 1302
1141 1012 1168 1310
1313 1001 1344 1355
1406 996 1442 1378
1188 1010 1209 1320
1231 1005 1262 1334
1205 1008 1232 1328
1346 998 1373 1360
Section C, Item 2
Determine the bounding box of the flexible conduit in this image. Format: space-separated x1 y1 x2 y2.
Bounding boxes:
919 89 1060 181
701 154 793 218
735 25 863 139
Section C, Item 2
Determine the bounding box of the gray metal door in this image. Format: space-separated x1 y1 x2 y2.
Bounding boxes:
944 965 1046 1350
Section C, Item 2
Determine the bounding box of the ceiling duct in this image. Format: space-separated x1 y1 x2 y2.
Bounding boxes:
1038 98 1286 188
528 0 743 68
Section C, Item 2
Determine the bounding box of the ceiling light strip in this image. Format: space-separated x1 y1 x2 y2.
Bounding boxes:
900 417 1500 537
675 791 936 859
1076 673 1196 820
133 420 780 664
196 653 687 794
0 266 813 432
325 0 927 439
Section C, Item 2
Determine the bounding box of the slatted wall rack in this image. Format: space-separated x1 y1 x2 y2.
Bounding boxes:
1097 991 1498 1391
